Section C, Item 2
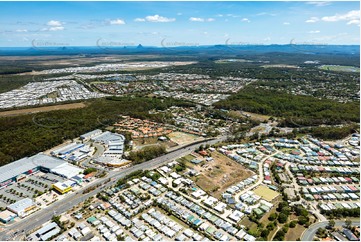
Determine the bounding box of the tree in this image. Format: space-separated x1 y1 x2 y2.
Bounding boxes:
328 220 335 229
268 213 277 221
345 219 352 229
278 213 288 224
298 216 309 225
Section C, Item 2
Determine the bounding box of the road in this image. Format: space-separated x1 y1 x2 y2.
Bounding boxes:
0 137 225 241
301 220 360 241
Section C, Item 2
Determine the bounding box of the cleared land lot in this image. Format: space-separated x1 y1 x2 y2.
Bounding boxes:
190 151 254 198
168 131 202 145
253 185 280 202
0 102 86 117
319 65 360 73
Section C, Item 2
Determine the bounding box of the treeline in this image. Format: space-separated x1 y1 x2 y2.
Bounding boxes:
321 208 360 218
297 124 359 140
214 86 360 126
128 145 166 164
0 96 193 166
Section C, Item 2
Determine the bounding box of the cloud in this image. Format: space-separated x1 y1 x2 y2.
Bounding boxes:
134 18 145 22
347 19 360 25
15 29 28 32
256 12 277 17
306 2 331 7
189 17 215 22
309 30 320 34
321 10 360 23
47 20 62 27
241 18 250 23
42 20 64 31
109 19 125 25
283 22 290 25
145 15 175 22
306 17 319 23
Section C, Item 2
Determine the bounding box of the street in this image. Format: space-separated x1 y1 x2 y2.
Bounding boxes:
301 220 360 241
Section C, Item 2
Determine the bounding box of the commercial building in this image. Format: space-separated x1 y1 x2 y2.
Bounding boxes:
0 153 83 188
52 180 77 194
0 210 17 224
7 198 36 217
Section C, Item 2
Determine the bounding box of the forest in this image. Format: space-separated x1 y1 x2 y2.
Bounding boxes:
214 85 360 126
0 96 194 166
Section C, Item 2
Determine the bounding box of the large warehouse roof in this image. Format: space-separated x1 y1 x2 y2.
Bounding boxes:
0 153 66 183
92 131 125 145
50 163 83 178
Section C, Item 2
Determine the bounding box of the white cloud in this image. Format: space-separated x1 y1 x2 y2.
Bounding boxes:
189 17 215 22
241 18 250 23
15 29 28 32
216 14 223 17
109 19 125 25
134 18 145 22
283 22 290 25
47 20 62 27
322 10 360 22
49 26 64 31
306 1 331 7
42 20 65 31
306 17 319 23
309 30 320 34
189 17 203 22
347 19 360 25
145 15 175 23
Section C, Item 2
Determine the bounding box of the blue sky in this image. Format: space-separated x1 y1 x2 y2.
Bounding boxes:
0 1 359 47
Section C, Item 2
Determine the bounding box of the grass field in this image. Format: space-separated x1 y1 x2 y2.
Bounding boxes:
0 102 86 117
319 65 360 73
253 185 280 202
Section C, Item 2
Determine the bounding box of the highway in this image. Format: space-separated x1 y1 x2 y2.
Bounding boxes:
0 136 225 241
301 220 360 241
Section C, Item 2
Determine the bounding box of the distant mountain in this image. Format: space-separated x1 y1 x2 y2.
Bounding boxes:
0 45 359 56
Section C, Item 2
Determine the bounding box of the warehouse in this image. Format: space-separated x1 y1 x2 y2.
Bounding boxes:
80 129 102 141
0 153 83 188
51 142 85 156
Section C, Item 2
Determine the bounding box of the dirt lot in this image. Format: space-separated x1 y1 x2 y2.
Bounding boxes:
284 223 306 241
133 137 177 151
168 131 203 145
190 151 254 198
0 102 86 117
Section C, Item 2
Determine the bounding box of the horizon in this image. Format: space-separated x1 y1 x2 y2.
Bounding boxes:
0 1 359 47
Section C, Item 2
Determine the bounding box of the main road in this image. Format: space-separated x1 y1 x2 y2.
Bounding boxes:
0 136 226 241
301 220 360 241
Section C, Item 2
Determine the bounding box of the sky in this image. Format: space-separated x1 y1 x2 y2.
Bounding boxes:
0 1 359 47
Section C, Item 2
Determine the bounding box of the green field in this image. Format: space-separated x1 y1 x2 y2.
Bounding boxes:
319 65 360 73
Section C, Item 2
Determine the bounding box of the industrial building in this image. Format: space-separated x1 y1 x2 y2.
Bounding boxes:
80 129 102 141
0 153 83 189
7 198 36 217
29 222 61 241
91 131 125 157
